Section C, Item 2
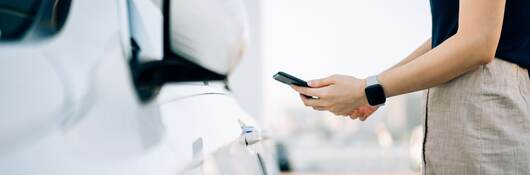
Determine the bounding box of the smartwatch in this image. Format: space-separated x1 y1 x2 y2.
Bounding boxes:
364 75 386 107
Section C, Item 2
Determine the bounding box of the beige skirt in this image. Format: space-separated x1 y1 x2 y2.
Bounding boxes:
423 58 530 175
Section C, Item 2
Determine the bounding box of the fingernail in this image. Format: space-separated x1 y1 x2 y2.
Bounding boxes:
307 80 317 86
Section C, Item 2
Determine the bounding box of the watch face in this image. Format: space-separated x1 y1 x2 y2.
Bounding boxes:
365 84 386 106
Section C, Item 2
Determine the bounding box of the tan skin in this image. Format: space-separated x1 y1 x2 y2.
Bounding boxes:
293 38 433 121
292 0 506 121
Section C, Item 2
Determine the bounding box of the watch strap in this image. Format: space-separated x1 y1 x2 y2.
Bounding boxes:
366 75 379 87
364 75 386 106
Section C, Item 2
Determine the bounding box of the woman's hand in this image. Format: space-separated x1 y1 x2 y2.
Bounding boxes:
291 74 378 120
350 105 378 121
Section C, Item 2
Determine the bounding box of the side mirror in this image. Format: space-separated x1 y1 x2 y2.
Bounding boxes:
127 0 163 62
168 0 250 75
127 0 228 102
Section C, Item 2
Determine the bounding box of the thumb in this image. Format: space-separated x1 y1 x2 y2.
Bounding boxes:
350 109 361 116
308 77 335 88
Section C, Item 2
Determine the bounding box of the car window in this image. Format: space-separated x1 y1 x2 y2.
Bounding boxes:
0 0 71 41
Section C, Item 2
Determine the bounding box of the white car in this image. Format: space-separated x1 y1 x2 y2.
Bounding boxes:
0 0 278 174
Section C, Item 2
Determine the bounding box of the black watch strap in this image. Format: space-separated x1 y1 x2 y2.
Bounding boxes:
364 75 386 106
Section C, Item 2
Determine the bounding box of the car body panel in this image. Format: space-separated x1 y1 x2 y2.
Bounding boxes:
0 0 278 174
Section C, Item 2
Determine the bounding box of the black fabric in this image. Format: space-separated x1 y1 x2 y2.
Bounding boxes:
430 0 530 70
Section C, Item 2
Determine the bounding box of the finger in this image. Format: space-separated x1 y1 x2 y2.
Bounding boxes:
291 85 323 97
300 94 327 107
307 76 336 88
349 110 362 120
350 110 360 116
330 107 347 116
358 106 376 114
337 112 350 117
329 109 342 116
360 116 368 121
336 110 352 116
312 106 326 111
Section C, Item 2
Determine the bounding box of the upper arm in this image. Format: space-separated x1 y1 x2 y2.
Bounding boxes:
457 0 506 59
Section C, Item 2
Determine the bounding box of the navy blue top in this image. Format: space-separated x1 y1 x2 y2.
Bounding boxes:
430 0 530 69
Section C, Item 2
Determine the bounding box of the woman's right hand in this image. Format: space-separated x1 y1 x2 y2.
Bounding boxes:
349 105 378 121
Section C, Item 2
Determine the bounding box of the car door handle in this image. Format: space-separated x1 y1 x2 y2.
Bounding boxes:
239 120 262 146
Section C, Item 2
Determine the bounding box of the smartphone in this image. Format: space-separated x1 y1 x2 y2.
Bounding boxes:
273 72 318 99
273 72 309 87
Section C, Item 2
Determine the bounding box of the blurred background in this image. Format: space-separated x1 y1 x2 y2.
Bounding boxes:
230 0 432 174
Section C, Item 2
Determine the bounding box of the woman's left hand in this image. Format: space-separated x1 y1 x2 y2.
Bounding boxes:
291 74 377 120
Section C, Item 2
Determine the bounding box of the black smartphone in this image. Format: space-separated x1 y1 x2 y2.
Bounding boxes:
273 72 309 87
273 72 318 99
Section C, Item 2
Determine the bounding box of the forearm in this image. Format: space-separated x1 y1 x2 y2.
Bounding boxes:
379 33 496 98
387 38 432 70
378 0 505 98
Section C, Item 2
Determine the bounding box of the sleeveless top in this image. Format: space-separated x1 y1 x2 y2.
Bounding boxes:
430 0 530 70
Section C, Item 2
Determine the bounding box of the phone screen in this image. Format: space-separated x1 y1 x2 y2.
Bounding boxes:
273 72 309 87
273 72 318 99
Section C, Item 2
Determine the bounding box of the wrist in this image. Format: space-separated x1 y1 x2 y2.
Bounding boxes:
360 79 369 105
377 72 396 98
364 75 387 107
